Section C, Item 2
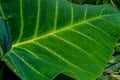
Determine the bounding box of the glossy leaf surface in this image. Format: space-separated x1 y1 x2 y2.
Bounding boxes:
0 18 11 54
1 0 120 80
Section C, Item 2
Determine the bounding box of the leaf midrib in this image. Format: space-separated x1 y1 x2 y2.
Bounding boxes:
12 14 115 47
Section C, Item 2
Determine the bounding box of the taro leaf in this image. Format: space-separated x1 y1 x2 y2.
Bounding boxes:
1 0 120 80
0 19 11 54
0 4 11 80
0 6 11 55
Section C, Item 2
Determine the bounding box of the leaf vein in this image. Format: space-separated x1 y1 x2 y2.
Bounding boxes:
17 0 24 43
100 6 106 15
13 14 116 47
12 50 50 80
33 42 92 74
71 4 73 25
84 6 87 20
34 0 41 37
16 47 43 60
53 0 58 31
54 35 105 64
86 22 112 37
70 28 107 59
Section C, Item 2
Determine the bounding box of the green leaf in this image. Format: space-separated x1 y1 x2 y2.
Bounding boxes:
0 2 11 54
1 0 120 80
0 18 11 55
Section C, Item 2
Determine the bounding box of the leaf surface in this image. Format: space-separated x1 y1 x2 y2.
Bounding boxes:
1 0 120 80
0 9 11 55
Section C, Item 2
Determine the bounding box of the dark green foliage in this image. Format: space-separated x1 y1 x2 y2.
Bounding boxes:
69 0 120 10
0 19 11 54
0 0 120 80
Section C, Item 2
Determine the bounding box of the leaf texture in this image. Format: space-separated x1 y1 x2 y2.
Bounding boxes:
1 0 120 80
0 6 11 54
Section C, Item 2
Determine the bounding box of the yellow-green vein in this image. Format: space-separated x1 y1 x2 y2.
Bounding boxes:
4 54 24 80
12 50 50 80
17 0 24 43
86 22 112 38
69 29 108 59
12 14 115 47
100 7 106 15
16 47 43 60
53 0 58 31
33 42 92 74
54 35 105 65
71 3 73 25
34 0 41 37
84 6 87 20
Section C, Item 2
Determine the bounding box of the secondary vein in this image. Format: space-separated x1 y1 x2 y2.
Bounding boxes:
17 0 24 43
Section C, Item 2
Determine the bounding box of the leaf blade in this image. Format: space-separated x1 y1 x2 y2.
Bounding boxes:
1 0 120 80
